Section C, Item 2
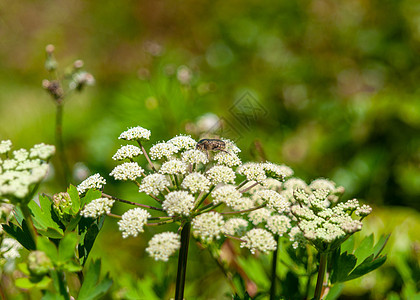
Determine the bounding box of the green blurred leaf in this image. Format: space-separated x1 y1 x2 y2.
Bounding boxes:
78 260 113 300
330 252 357 283
68 185 81 214
66 215 82 232
37 237 58 262
373 233 390 258
324 283 343 300
2 220 36 250
81 189 102 207
237 256 269 288
346 254 387 281
78 216 104 266
58 232 78 263
63 260 83 273
17 262 30 276
340 235 355 254
15 276 52 289
28 195 64 238
353 234 374 265
42 292 66 300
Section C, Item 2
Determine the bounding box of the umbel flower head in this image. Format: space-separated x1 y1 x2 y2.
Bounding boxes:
78 125 372 262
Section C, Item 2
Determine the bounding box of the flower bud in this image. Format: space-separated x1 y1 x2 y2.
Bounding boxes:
28 251 53 276
53 192 73 223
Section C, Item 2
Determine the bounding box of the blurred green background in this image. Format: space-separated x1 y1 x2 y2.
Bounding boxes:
1 0 419 298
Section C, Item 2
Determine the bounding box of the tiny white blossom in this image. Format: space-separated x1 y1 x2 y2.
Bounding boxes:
80 198 114 218
266 215 291 236
1 238 22 259
112 145 142 161
248 207 272 225
2 159 17 170
192 211 225 243
77 173 106 194
167 135 197 151
119 126 151 141
230 197 255 211
0 140 12 154
181 149 208 165
118 208 151 238
211 185 242 207
139 174 170 196
110 162 144 181
221 138 241 154
13 149 29 162
237 162 266 183
261 178 283 190
163 191 195 216
254 190 289 213
159 159 188 175
222 218 249 236
241 228 277 254
29 143 56 160
146 232 181 261
206 165 236 184
150 142 179 160
283 178 308 191
214 152 241 167
309 178 336 192
263 162 294 180
182 172 211 193
355 204 372 217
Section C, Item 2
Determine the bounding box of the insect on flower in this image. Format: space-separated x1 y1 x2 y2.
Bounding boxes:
196 138 230 159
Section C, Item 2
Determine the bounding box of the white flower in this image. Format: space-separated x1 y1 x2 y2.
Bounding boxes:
163 191 195 216
2 159 17 170
248 207 272 225
263 162 294 180
0 140 12 154
261 178 283 190
309 178 336 192
118 208 151 238
16 159 42 171
214 152 241 167
221 138 241 153
80 198 114 218
146 232 181 261
149 142 178 160
1 238 22 259
29 143 56 160
77 173 106 194
112 145 142 161
192 212 225 243
211 185 242 207
283 178 308 191
182 173 211 193
13 149 29 161
241 228 277 254
159 159 188 175
222 218 248 236
206 165 236 184
119 126 151 141
181 149 208 165
355 204 372 217
266 215 291 236
167 135 197 151
254 190 289 213
139 174 170 196
230 197 255 211
110 162 144 181
237 162 266 183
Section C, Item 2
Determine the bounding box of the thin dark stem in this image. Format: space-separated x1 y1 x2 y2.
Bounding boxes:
137 140 157 172
314 252 328 300
224 234 244 242
102 193 164 211
270 236 280 300
107 213 122 219
235 180 248 190
239 182 259 194
175 222 191 300
146 219 176 226
55 101 70 187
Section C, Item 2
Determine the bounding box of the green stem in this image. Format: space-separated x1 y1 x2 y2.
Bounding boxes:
270 235 280 300
314 252 328 300
53 270 70 300
55 101 70 187
175 222 191 300
20 204 37 245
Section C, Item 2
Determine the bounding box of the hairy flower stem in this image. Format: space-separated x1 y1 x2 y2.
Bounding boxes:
55 101 70 187
175 222 191 300
314 252 328 300
270 236 280 300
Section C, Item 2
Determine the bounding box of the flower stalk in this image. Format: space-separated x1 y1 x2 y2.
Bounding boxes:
174 222 191 300
314 251 328 300
269 235 280 300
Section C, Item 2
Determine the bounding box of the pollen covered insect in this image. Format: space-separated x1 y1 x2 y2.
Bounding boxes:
196 138 229 158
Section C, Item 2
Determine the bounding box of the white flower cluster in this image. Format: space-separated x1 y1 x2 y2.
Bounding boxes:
118 208 151 238
181 149 208 165
214 152 241 167
263 162 293 180
266 215 291 236
77 173 106 194
206 165 236 184
192 212 225 242
112 145 142 161
110 162 144 181
240 228 277 254
0 141 53 201
149 142 178 160
254 190 289 213
138 174 170 196
162 191 195 216
237 163 266 183
80 197 114 218
167 135 196 151
222 218 249 236
248 207 272 225
211 185 242 207
182 172 210 193
119 126 151 141
146 232 181 261
1 237 22 259
159 159 188 175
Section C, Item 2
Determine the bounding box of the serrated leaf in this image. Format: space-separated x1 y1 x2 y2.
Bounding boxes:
68 185 80 214
81 189 102 207
373 234 390 259
28 196 64 237
37 237 58 261
353 234 374 265
37 227 65 239
42 291 67 300
330 252 357 283
78 216 104 266
340 235 355 254
58 232 78 263
2 221 36 250
346 254 387 281
66 215 82 232
63 260 83 273
78 260 113 300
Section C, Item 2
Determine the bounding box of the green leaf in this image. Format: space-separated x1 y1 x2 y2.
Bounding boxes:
340 235 355 254
2 221 36 250
17 263 31 276
68 185 80 214
78 260 113 300
373 234 390 259
63 260 83 273
28 196 64 238
37 237 58 262
346 254 387 281
81 189 102 207
353 234 374 266
58 232 78 263
324 283 344 300
78 216 104 266
15 276 52 290
330 252 357 283
66 215 82 232
42 291 66 300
